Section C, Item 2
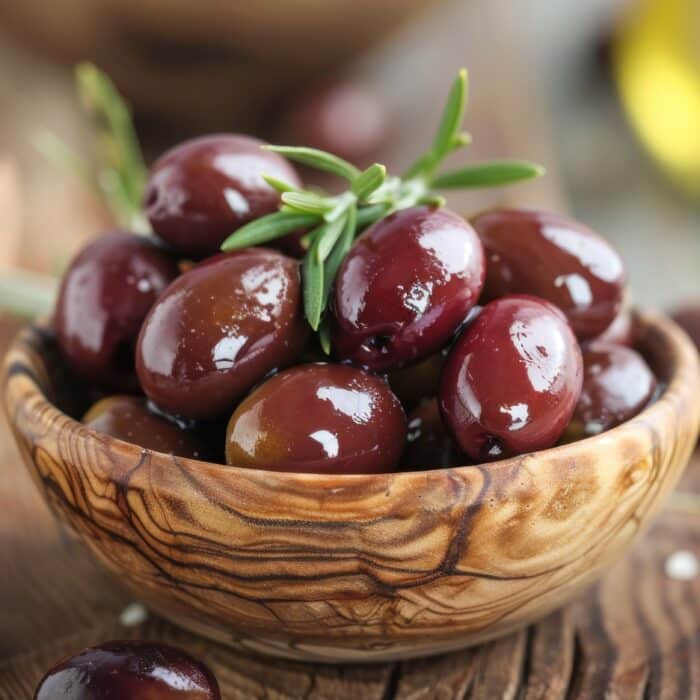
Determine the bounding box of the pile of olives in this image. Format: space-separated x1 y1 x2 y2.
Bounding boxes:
53 128 658 474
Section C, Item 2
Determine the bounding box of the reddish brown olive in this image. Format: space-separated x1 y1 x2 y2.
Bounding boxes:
567 343 657 439
473 208 626 339
33 641 220 700
402 398 465 469
439 295 583 461
332 206 485 371
226 363 407 474
83 396 209 459
592 308 635 347
145 134 302 259
136 249 307 420
54 231 179 391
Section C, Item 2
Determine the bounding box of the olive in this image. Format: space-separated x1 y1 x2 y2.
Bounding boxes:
472 208 626 339
83 396 209 459
566 343 657 439
439 295 583 461
401 398 466 469
136 249 307 420
54 231 179 391
225 363 406 474
331 206 485 371
591 308 635 347
34 640 220 699
145 134 302 259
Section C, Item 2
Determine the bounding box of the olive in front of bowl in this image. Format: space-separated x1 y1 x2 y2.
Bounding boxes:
564 343 657 440
439 295 583 461
136 248 307 420
145 134 302 259
225 363 406 474
34 640 220 700
473 208 626 340
331 206 485 371
54 231 180 392
83 396 210 459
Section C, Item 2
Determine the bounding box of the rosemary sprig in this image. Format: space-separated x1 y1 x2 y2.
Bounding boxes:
221 68 545 340
34 62 149 232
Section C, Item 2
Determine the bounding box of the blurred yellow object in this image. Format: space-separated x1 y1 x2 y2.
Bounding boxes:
613 0 700 195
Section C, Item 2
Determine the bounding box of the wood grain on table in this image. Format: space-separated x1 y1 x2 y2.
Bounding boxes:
1 311 699 699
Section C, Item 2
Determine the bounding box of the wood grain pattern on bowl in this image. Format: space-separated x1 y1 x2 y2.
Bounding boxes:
2 311 699 663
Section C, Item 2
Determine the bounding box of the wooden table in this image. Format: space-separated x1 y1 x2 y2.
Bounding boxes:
1 312 699 699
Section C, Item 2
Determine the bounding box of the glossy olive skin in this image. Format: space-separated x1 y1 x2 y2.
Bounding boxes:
402 398 465 469
566 343 657 440
83 396 209 459
54 231 179 391
473 209 626 340
440 295 583 461
332 206 485 371
34 641 220 700
145 134 302 259
671 304 700 352
226 363 407 474
136 249 307 420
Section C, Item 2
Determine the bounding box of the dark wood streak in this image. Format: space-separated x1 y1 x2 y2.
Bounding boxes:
2 310 699 663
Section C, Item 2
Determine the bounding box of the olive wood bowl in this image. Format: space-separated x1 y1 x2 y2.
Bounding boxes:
3 310 699 663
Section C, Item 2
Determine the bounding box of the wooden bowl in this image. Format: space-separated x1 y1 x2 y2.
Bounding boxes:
3 310 699 663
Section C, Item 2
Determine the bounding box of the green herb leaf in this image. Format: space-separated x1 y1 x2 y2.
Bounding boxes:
417 193 447 207
282 191 333 216
356 203 390 229
75 62 148 227
303 237 325 331
432 160 545 189
221 211 318 251
316 212 348 262
323 206 356 304
351 163 386 200
264 145 360 181
262 174 301 194
432 68 468 163
318 319 332 356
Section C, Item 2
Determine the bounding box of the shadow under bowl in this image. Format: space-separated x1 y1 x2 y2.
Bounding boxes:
3 310 699 663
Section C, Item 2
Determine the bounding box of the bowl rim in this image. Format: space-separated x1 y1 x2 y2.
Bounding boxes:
4 308 700 487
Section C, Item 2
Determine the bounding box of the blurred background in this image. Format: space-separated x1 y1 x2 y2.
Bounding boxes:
0 0 698 315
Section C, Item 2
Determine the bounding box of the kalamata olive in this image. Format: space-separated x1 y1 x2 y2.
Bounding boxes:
402 398 465 469
276 79 389 167
439 295 583 461
136 248 307 420
34 640 220 700
332 206 485 371
671 304 700 351
83 396 209 459
591 308 635 347
565 343 657 440
472 209 626 339
225 363 406 474
145 134 302 259
54 231 179 391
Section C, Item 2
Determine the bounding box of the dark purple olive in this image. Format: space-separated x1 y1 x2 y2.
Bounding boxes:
34 640 220 699
83 396 210 459
332 206 485 371
401 398 465 469
145 134 302 259
136 248 307 420
671 304 700 352
276 79 389 167
440 295 583 461
54 231 179 391
226 363 406 474
566 343 657 439
472 209 626 340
